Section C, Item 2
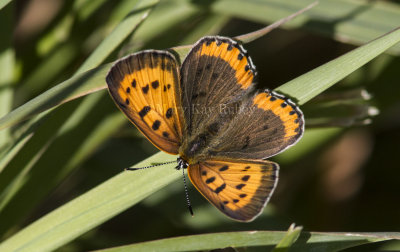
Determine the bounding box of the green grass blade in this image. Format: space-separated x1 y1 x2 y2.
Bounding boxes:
0 151 180 252
0 0 11 10
272 224 302 252
76 0 159 74
93 231 397 252
0 0 159 131
211 0 400 55
276 27 400 104
0 63 109 131
0 3 15 147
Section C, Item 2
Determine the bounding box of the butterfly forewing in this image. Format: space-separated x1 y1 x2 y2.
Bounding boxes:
106 51 183 154
188 159 279 222
179 36 256 141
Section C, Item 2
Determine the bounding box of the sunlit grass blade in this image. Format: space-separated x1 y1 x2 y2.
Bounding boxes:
0 151 179 252
272 224 302 252
0 63 109 131
0 3 15 147
0 0 158 131
173 3 317 58
92 231 397 252
235 1 318 44
211 0 400 55
276 27 400 104
0 0 11 10
76 0 160 74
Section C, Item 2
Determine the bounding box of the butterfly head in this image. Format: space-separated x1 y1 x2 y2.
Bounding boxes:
176 157 189 170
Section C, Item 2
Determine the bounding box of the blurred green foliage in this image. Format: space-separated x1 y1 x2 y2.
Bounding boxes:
0 0 399 251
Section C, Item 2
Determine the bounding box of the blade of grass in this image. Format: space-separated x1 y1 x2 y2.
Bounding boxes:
276 27 400 104
272 224 302 252
0 151 180 252
0 63 109 131
0 0 163 236
235 1 318 44
92 231 397 252
0 3 15 147
0 0 159 131
211 0 400 55
0 0 11 10
172 2 317 58
0 94 126 236
76 0 159 74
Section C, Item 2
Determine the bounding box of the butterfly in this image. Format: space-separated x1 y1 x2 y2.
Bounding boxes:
105 36 304 222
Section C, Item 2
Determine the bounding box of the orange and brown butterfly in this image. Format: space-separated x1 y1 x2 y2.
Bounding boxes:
105 36 304 222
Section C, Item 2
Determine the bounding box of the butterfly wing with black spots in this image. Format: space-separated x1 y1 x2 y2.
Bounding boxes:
187 158 279 222
106 51 184 154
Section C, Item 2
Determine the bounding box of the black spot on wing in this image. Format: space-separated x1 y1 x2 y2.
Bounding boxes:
166 108 173 119
219 165 229 171
214 183 226 194
206 177 215 184
151 80 159 89
142 84 149 94
236 184 246 190
241 175 250 181
139 106 151 118
152 120 161 130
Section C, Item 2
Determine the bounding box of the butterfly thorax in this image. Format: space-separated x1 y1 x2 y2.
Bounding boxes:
179 131 217 164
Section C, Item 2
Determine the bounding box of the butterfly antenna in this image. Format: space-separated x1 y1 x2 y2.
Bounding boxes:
182 167 194 216
125 160 177 171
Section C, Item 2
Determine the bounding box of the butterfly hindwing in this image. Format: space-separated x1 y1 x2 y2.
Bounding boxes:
179 36 256 141
207 89 304 160
188 159 279 222
106 51 183 154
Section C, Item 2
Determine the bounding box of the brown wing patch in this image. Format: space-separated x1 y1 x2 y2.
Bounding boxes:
196 36 255 89
179 36 257 154
253 90 304 139
188 159 279 222
202 89 304 160
106 51 182 154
